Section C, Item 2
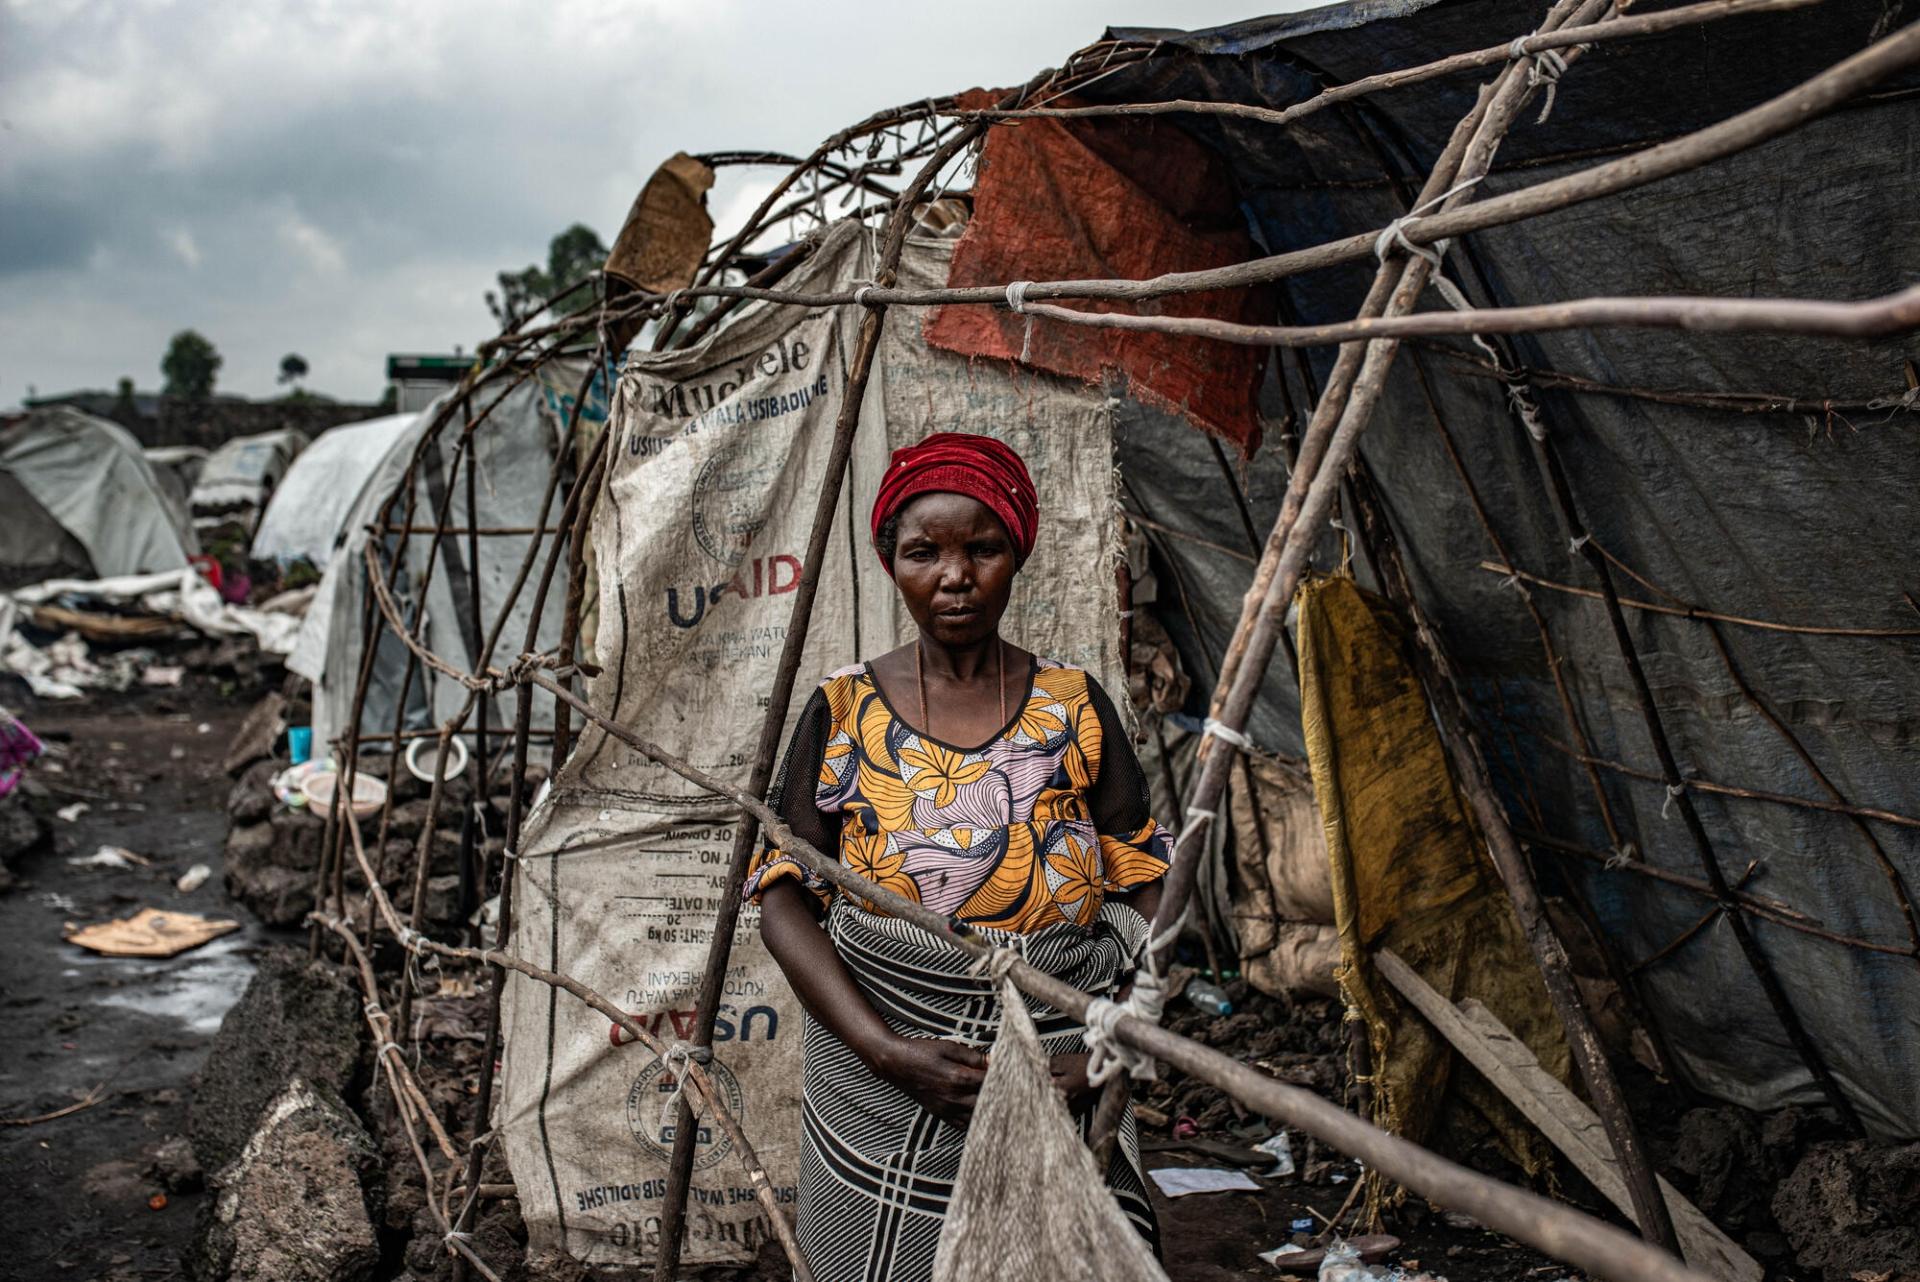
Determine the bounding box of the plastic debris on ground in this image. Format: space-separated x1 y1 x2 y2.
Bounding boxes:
176 863 212 893
1317 1237 1443 1282
55 802 89 822
1 705 46 794
65 907 240 957
1255 1129 1296 1177
1262 1236 1404 1275
1147 1167 1262 1198
68 845 150 869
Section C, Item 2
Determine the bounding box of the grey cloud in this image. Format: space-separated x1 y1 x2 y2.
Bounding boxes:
0 0 1298 408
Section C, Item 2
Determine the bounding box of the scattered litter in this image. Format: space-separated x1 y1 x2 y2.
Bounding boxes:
196 722 211 735
140 665 185 687
1256 1129 1296 1177
1263 1236 1403 1276
69 844 150 869
1317 1237 1440 1282
0 706 46 795
1331 1170 1351 1183
55 802 89 822
1291 1218 1316 1232
65 907 240 957
1172 1115 1199 1140
176 863 211 893
1183 975 1233 1015
1147 1167 1262 1198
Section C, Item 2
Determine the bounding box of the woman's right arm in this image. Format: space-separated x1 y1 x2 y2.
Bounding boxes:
751 686 985 1124
759 882 985 1124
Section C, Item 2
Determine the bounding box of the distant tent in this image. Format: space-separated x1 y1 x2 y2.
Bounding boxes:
144 446 209 516
142 445 205 540
288 364 598 755
190 429 310 528
251 413 417 566
0 470 95 591
0 406 197 580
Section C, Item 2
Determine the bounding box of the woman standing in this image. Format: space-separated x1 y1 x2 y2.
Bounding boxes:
746 432 1171 1282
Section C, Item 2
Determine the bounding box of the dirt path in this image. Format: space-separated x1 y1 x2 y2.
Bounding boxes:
0 696 266 1282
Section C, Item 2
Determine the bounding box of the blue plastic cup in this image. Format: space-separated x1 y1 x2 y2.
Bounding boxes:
288 726 313 765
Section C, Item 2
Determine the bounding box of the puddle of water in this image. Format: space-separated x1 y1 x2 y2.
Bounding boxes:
89 933 256 1035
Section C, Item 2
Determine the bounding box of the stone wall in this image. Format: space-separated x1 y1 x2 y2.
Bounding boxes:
142 397 386 448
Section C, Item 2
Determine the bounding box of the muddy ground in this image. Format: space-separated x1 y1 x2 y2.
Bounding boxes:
0 682 261 1282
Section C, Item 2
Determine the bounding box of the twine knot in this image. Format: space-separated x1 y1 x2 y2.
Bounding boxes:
1085 969 1166 1087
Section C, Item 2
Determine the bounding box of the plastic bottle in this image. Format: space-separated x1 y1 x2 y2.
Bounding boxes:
1183 976 1233 1016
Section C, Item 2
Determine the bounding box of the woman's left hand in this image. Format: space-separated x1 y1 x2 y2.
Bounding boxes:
1049 1052 1097 1112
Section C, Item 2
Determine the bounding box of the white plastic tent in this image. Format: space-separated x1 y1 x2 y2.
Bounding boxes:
288 365 598 756
190 428 309 520
0 406 197 579
252 413 418 566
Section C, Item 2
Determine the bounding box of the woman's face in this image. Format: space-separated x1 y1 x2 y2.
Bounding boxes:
891 491 1018 648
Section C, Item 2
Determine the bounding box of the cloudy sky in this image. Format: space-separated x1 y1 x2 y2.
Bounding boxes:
0 0 1318 410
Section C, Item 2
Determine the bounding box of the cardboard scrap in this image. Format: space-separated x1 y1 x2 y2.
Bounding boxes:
66 907 239 958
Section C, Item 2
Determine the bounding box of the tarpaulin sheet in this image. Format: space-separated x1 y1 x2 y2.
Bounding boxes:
252 413 419 566
498 218 1125 1269
1085 0 1920 1134
1299 575 1569 1190
0 407 196 579
925 91 1271 452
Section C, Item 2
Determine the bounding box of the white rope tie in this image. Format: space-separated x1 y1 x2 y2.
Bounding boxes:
444 1230 474 1246
970 944 1024 985
1606 842 1639 870
853 283 877 307
1507 380 1552 441
1005 280 1037 363
1662 782 1687 820
1498 572 1526 595
1372 177 1484 314
1568 532 1591 556
1510 34 1578 123
1084 968 1165 1087
378 1041 404 1059
1866 386 1920 412
1202 717 1255 753
656 1040 709 1131
1180 806 1217 842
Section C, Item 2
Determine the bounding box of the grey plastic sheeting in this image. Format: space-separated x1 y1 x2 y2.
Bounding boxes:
0 406 197 579
1098 0 1920 1133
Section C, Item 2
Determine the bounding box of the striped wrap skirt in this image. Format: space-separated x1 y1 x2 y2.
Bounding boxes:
795 899 1159 1282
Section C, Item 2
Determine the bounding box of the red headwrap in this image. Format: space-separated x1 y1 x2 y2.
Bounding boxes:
870 432 1039 574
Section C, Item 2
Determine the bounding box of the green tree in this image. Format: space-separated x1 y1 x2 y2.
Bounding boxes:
161 330 222 399
486 223 608 328
278 352 310 387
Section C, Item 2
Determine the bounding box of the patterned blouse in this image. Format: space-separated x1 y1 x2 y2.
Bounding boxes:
745 658 1172 933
